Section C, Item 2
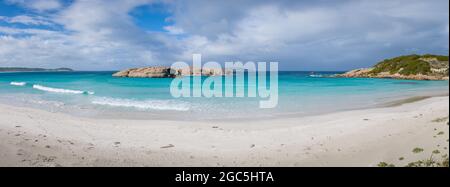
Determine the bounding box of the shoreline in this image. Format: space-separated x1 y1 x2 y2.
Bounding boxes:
334 74 450 81
379 92 449 108
0 89 448 123
0 95 448 167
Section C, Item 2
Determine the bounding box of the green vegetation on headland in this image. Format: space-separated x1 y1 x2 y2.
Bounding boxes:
337 54 449 80
0 67 73 72
371 54 448 75
371 55 431 75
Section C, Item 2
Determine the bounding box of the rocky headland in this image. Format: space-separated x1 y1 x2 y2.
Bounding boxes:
336 54 449 80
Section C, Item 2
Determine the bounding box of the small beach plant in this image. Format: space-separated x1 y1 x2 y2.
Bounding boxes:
412 147 424 153
377 162 395 167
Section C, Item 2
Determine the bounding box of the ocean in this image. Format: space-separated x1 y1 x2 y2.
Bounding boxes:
0 71 448 121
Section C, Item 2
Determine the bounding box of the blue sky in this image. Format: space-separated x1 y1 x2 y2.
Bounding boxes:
0 0 448 71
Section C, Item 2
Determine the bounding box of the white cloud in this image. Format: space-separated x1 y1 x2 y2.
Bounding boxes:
0 26 58 35
164 26 184 35
0 26 160 70
6 0 62 11
0 15 54 26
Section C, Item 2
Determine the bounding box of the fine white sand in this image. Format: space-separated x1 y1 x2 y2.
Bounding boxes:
0 96 448 167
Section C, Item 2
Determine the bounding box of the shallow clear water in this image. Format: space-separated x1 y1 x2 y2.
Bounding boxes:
0 71 448 120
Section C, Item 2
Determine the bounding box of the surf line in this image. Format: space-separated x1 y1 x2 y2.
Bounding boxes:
170 54 279 109
32 84 94 95
10 82 27 86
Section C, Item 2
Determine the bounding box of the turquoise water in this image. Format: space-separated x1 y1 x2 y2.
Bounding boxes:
0 71 448 120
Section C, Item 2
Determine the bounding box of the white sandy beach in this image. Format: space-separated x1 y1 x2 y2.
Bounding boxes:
0 96 448 167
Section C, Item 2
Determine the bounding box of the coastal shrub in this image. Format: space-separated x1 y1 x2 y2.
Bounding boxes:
406 155 449 167
370 54 441 76
437 56 449 61
406 159 435 167
422 54 449 61
432 117 449 123
443 156 449 167
412 147 424 153
399 60 431 75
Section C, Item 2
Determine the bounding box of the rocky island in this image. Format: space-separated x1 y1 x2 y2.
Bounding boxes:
113 67 177 78
336 54 449 80
113 67 231 78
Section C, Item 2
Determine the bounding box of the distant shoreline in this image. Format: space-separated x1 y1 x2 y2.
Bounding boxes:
0 67 73 73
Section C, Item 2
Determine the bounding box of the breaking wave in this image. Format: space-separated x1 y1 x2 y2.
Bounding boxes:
32 85 94 95
10 82 27 86
91 97 190 111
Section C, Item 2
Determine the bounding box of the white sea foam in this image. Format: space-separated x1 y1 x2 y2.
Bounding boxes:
32 85 94 95
10 82 27 86
91 97 190 111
